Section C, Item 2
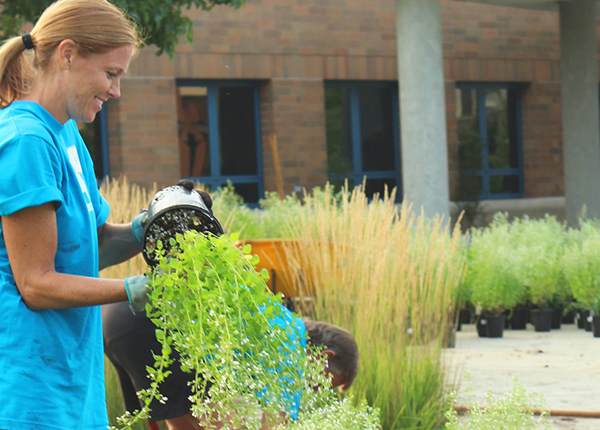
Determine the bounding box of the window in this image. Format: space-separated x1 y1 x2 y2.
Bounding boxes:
176 80 263 204
455 83 523 200
79 107 109 183
324 81 401 201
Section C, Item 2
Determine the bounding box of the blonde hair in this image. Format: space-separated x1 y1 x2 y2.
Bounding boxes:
0 0 142 108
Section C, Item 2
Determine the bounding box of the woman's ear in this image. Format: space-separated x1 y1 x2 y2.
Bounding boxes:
57 39 77 70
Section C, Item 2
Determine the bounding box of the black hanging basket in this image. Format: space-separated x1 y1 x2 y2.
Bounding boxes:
142 184 224 267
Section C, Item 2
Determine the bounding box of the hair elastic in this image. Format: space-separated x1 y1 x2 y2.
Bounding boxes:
21 33 34 50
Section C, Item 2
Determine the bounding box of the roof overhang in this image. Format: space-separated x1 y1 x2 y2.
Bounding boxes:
451 0 598 12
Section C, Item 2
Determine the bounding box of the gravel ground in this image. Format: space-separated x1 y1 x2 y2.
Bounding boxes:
444 323 600 430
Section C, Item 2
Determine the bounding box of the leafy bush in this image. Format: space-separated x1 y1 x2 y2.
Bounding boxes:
466 213 524 315
511 216 567 310
564 219 600 309
445 375 550 430
211 183 304 239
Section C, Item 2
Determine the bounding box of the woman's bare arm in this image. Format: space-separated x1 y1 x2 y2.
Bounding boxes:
3 203 128 310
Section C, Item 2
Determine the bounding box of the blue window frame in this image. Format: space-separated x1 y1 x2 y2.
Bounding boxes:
324 81 401 201
176 80 264 204
455 82 524 200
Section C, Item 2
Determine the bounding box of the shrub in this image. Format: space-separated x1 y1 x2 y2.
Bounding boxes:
564 219 600 309
511 215 567 310
445 375 550 430
466 213 523 315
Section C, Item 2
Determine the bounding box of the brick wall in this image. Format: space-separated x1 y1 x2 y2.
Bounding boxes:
114 0 598 200
521 82 563 197
107 78 180 189
260 79 328 195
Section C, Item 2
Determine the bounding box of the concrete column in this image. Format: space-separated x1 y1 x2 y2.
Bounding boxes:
396 0 450 220
559 0 600 226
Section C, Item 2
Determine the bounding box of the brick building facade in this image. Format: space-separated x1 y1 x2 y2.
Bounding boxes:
100 0 592 213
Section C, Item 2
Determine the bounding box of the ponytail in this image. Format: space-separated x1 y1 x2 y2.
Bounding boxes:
0 36 35 108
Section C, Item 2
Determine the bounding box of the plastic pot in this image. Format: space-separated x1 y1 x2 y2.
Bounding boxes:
142 184 223 266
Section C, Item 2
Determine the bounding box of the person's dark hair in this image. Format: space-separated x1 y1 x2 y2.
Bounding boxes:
0 0 142 108
303 319 359 390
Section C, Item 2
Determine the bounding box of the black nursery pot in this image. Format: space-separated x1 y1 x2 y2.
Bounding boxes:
142 185 224 267
592 315 600 338
583 310 593 332
530 309 552 332
551 307 563 330
576 311 586 329
476 315 488 338
509 306 529 330
486 314 506 338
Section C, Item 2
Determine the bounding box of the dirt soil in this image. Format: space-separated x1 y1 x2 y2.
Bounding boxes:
444 323 600 430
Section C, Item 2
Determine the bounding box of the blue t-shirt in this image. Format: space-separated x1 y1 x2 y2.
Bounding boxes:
264 302 307 420
0 101 110 430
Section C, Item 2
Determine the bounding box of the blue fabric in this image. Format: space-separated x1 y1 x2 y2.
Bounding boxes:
264 302 307 420
0 101 110 430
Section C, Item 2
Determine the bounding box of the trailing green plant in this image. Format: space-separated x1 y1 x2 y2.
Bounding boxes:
114 230 380 430
445 375 550 430
287 396 380 430
466 213 524 315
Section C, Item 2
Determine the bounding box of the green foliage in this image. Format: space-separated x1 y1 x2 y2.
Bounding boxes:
0 0 248 59
115 231 345 430
510 215 567 309
287 396 380 430
466 213 524 314
211 182 335 240
445 375 550 430
563 219 600 309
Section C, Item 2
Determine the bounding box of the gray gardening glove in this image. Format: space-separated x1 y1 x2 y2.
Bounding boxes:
124 274 150 313
131 210 148 245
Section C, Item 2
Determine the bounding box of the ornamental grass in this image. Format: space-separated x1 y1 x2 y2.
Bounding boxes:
282 184 467 430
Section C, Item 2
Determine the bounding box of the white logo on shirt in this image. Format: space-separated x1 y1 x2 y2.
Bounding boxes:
67 146 94 212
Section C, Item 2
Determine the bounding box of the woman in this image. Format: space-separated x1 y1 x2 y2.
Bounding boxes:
0 0 149 428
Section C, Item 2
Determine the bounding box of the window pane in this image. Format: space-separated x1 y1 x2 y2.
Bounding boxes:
358 87 396 172
325 87 353 175
329 178 355 195
177 88 210 177
365 177 397 200
456 89 481 170
486 89 518 169
230 182 259 204
218 87 257 176
490 175 520 194
78 117 103 179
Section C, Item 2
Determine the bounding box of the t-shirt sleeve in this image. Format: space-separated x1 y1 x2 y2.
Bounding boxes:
0 134 64 216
